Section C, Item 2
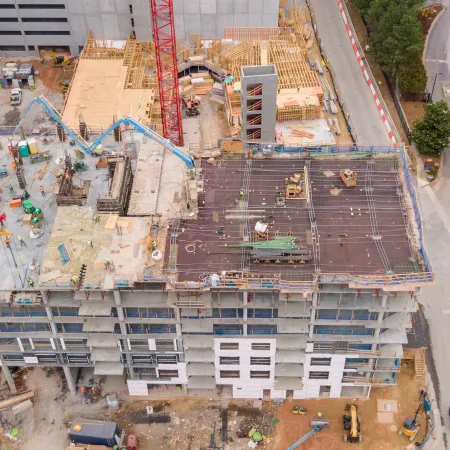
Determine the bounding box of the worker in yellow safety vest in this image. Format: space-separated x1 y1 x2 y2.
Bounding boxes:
71 276 78 285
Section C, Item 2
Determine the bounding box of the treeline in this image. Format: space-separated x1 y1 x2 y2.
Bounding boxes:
355 0 427 93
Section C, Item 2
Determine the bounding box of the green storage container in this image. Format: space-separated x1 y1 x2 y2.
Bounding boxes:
18 140 29 157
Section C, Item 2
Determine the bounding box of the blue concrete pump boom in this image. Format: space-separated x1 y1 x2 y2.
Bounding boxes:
13 96 195 169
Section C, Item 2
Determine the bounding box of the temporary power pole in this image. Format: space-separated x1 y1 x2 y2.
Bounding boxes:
150 0 183 146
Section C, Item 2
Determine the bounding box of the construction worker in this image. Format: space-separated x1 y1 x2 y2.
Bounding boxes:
39 185 45 196
5 237 11 248
18 235 25 246
27 278 34 287
87 240 93 248
317 411 323 418
9 184 13 194
239 189 245 199
104 258 111 269
71 275 78 285
93 215 100 223
152 240 157 250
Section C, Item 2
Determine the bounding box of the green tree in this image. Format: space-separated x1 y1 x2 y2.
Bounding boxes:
411 101 450 155
370 2 424 76
398 56 427 93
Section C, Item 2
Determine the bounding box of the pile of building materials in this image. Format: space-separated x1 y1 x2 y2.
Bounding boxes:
0 391 34 415
179 72 214 97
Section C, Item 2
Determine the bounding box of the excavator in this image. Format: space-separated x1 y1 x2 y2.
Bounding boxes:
343 404 362 443
40 50 70 67
399 390 431 442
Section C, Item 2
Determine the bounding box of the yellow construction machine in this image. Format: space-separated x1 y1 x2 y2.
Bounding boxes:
40 50 70 67
343 404 362 443
399 390 430 442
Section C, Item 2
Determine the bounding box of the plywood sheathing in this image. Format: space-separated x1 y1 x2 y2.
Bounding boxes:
61 59 154 128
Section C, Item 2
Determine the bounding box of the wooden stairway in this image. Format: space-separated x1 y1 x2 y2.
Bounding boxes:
414 348 426 379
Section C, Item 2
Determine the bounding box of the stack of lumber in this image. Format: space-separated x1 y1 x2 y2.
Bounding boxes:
179 71 214 96
12 399 33 416
0 391 34 412
291 129 315 139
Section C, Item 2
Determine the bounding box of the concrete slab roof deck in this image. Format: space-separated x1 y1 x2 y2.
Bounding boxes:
168 157 424 284
39 206 152 290
0 136 111 291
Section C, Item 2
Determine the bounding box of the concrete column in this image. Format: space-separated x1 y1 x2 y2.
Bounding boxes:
374 328 380 338
63 365 76 394
243 303 248 336
0 357 17 393
40 290 49 305
174 307 182 337
381 294 388 308
312 292 318 308
377 312 383 324
113 290 122 306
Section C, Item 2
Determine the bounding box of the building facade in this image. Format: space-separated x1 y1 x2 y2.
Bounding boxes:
0 0 280 57
0 283 415 399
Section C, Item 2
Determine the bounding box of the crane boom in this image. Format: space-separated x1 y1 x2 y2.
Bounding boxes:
12 96 194 169
287 427 323 450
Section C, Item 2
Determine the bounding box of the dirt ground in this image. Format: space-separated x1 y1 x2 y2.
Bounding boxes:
275 362 429 450
401 100 426 127
197 99 231 147
0 56 69 128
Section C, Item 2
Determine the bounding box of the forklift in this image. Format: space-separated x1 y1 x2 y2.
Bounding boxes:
343 404 362 443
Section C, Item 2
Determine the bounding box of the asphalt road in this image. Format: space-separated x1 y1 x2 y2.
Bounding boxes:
311 0 447 445
309 0 391 146
425 0 450 103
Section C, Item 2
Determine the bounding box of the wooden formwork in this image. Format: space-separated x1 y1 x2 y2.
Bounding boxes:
276 105 322 122
224 27 280 41
219 39 317 92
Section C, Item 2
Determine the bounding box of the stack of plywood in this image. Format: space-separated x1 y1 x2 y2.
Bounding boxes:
179 71 214 97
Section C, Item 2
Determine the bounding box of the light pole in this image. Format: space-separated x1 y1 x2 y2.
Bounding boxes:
431 72 443 101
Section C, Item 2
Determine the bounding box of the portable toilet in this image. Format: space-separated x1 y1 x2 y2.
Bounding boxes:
18 140 29 157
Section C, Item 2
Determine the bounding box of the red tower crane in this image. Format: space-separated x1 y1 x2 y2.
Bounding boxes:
150 0 183 146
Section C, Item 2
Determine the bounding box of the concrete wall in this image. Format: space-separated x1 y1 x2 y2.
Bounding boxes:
0 0 280 57
173 0 280 39
241 65 278 142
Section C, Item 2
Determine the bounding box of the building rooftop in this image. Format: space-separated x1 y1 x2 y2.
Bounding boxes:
166 156 426 284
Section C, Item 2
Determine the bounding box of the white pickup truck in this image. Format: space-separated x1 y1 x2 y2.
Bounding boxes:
10 88 22 106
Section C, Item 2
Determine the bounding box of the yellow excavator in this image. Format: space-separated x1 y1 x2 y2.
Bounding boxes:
343 404 362 443
40 50 70 67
